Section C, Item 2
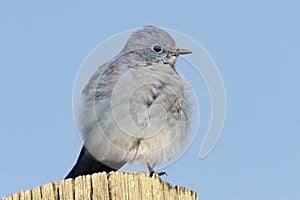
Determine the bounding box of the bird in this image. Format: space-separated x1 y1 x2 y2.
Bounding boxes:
66 25 192 179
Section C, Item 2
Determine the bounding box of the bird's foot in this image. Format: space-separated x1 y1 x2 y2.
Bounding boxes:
146 162 167 177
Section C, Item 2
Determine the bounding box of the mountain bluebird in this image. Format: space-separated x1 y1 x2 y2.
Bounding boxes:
66 25 192 179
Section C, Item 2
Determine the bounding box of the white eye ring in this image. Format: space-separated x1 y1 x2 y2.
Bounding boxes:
151 44 163 53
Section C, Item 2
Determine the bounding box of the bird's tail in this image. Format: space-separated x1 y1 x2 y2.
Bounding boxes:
65 146 125 179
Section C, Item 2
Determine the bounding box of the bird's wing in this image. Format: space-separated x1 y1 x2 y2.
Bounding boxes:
81 60 113 97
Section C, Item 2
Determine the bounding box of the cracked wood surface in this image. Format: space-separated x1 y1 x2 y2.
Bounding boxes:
1 172 198 200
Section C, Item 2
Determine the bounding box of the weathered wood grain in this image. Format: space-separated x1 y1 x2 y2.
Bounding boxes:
1 172 198 200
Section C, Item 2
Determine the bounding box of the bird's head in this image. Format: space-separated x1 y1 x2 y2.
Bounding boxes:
122 25 192 68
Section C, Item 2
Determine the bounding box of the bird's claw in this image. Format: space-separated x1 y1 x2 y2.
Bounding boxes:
149 170 167 177
147 162 167 177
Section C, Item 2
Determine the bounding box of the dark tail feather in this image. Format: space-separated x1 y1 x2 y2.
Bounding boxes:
65 147 125 179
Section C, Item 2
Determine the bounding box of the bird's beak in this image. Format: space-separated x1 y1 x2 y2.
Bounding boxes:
176 48 192 55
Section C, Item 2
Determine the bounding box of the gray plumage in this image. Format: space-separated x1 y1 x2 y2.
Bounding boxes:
66 25 192 179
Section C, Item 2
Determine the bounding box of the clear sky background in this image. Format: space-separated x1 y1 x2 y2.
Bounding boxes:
0 1 299 199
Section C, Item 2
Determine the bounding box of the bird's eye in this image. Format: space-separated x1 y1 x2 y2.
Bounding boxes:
151 45 163 53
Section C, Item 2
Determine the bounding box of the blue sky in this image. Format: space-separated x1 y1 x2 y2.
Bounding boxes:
0 1 299 199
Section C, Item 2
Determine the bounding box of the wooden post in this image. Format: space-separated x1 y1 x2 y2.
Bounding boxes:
1 172 199 200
